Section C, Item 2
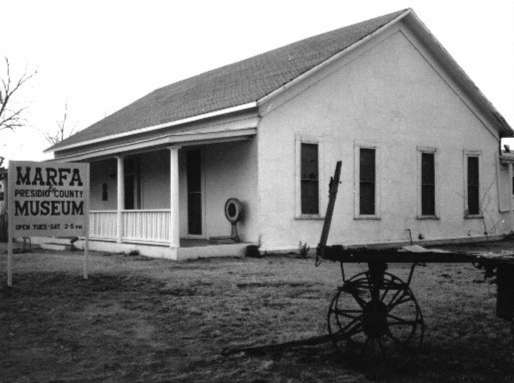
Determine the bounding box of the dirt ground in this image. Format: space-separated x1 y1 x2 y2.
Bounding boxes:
1 241 514 382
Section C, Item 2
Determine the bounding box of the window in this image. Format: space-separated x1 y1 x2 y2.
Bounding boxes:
359 148 375 215
354 143 380 219
421 152 435 216
416 147 438 219
300 143 319 215
467 156 480 215
295 136 323 219
101 183 108 201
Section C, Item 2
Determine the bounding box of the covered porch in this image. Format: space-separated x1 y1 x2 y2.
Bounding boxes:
49 109 260 259
78 138 257 260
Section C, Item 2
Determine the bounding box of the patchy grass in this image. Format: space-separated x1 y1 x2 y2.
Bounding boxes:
1 242 514 382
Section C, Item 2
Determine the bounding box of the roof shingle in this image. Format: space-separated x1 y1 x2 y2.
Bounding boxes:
49 10 406 151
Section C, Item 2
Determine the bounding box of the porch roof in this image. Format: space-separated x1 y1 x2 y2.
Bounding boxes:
52 114 258 161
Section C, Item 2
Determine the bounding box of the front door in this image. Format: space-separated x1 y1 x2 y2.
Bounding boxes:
186 150 202 235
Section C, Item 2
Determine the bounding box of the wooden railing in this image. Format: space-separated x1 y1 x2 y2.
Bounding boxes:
122 209 170 243
90 210 117 240
89 209 171 244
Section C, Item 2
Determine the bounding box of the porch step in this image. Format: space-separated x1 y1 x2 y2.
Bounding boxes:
49 237 78 245
40 242 73 251
209 236 237 245
40 237 77 251
177 243 249 261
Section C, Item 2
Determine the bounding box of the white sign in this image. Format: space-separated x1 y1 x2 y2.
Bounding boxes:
8 161 90 237
6 161 90 286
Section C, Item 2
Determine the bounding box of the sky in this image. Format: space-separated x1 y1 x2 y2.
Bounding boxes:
1 0 513 163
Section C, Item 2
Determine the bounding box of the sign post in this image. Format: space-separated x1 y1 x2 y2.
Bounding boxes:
7 226 12 287
83 220 89 280
7 161 90 287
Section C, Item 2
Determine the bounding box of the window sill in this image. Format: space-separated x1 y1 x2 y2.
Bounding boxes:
354 215 381 221
295 215 325 221
464 214 483 219
416 215 439 220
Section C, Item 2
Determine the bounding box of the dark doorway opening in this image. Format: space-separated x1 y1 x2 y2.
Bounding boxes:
187 150 202 235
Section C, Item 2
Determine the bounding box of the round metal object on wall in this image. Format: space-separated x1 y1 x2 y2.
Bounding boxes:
225 198 243 223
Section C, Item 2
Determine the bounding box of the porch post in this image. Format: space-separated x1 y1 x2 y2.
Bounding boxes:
116 155 125 243
169 146 180 248
509 162 513 233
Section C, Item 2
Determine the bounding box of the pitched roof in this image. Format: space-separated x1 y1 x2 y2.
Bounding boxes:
50 8 513 153
48 10 406 151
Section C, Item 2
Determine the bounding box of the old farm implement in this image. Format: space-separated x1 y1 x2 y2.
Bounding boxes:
224 161 514 359
316 161 514 356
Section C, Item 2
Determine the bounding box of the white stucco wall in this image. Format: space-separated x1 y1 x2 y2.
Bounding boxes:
90 152 171 211
90 158 117 210
139 150 170 209
257 25 510 251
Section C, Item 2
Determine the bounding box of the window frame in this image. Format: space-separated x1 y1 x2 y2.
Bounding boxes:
354 141 381 220
416 146 439 220
463 150 482 218
295 135 324 220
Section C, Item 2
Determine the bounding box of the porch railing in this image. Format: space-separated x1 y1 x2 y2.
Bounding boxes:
89 209 171 244
122 209 170 243
90 210 117 240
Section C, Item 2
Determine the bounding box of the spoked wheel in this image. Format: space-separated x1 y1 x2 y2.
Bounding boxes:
327 270 425 359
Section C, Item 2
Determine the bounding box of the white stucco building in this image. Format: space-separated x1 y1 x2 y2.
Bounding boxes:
47 9 514 259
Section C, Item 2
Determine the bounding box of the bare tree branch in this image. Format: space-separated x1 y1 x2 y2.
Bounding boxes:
44 102 75 145
0 107 25 126
0 57 35 132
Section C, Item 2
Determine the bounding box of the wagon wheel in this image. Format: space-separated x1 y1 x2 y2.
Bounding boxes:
327 270 425 359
